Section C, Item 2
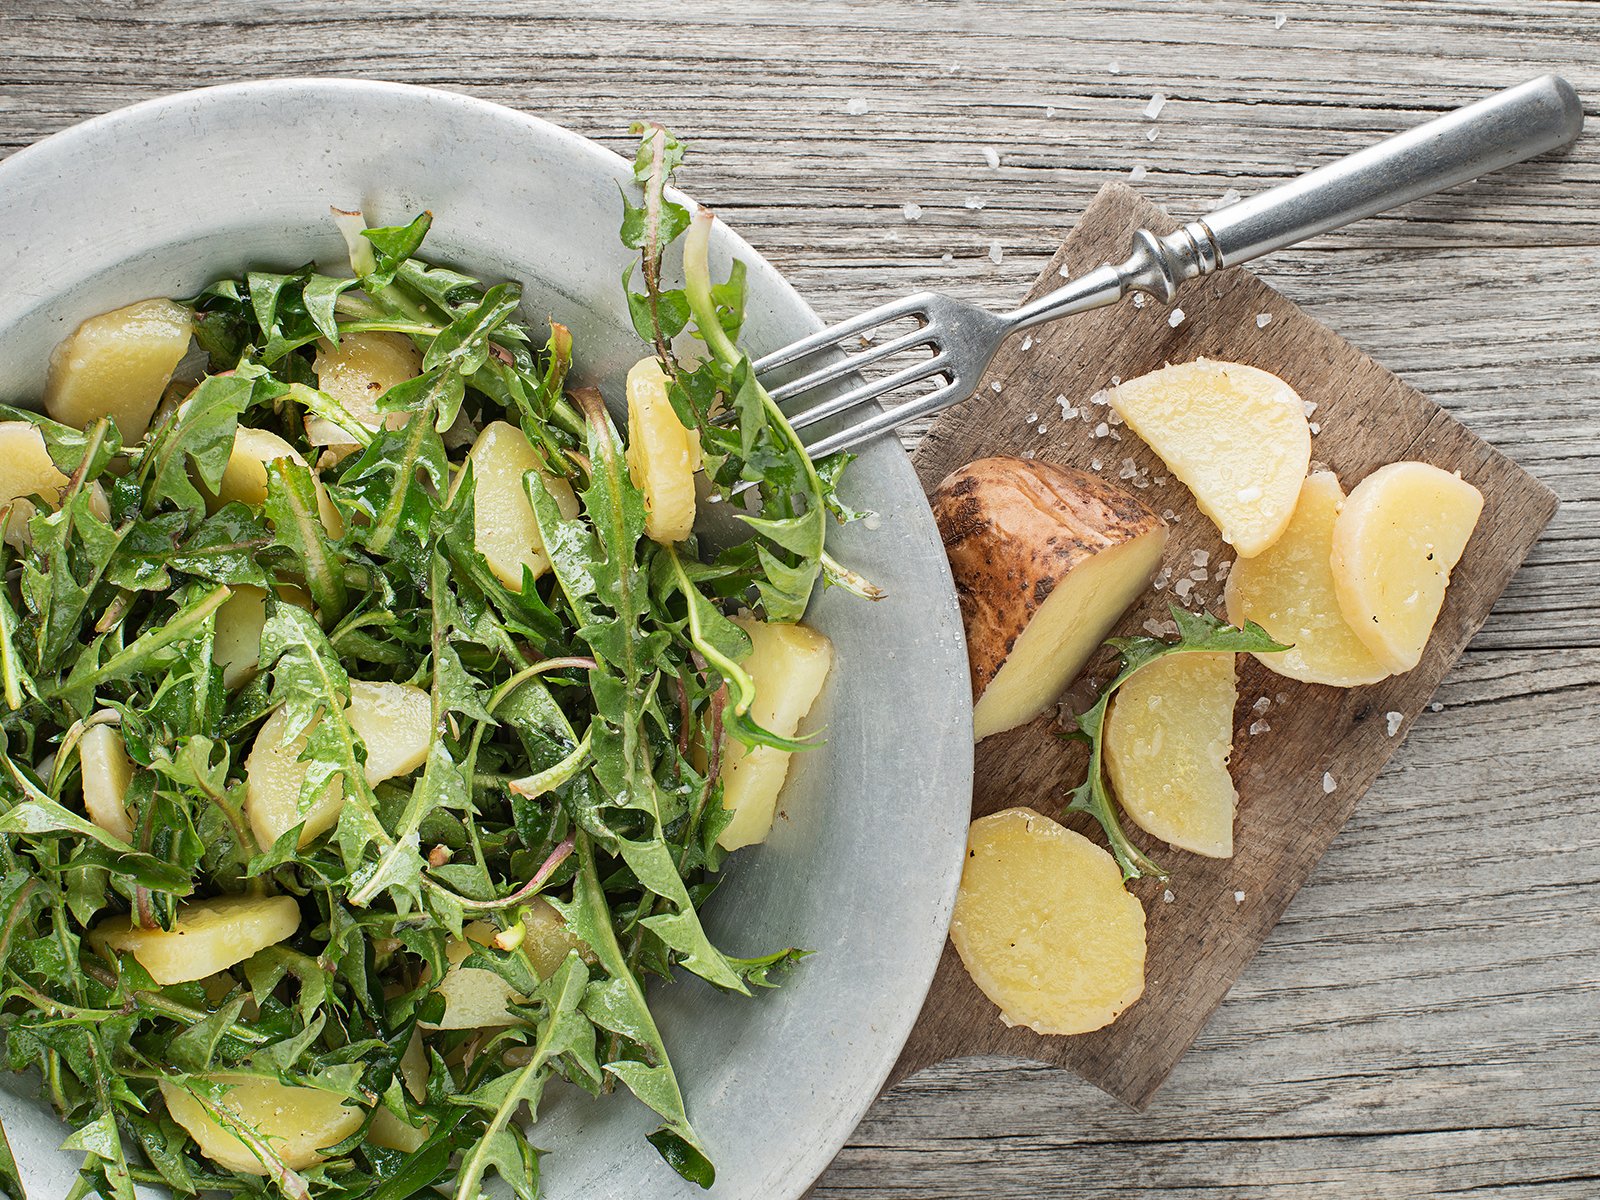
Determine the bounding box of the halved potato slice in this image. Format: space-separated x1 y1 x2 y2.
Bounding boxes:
308 332 424 452
1109 359 1311 557
464 421 580 591
421 900 589 1031
210 426 344 538
1103 652 1238 858
1224 472 1392 687
159 1076 361 1175
716 617 833 852
0 422 74 545
1329 461 1483 673
45 299 192 441
244 680 431 850
950 808 1146 1034
624 357 699 543
93 894 301 985
79 720 136 843
212 584 314 690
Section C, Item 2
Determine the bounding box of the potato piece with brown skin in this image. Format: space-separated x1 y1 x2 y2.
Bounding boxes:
46 299 192 441
158 1076 361 1175
950 807 1146 1034
931 457 1168 741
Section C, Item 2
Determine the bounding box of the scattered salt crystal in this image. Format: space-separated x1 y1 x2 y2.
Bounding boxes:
1132 292 1147 307
902 202 923 221
1385 711 1403 736
1189 567 1208 581
1322 771 1337 794
1430 701 1443 712
1191 549 1210 567
1025 411 1038 424
1144 93 1167 120
1303 400 1318 417
1090 457 1103 471
1215 560 1232 579
1094 421 1110 438
982 146 1000 169
1037 425 1047 435
988 241 1003 264
1209 188 1242 210
940 251 954 263
1248 719 1270 736
1155 476 1167 486
991 380 1004 394
1130 164 1148 182
1152 567 1172 591
1108 61 1122 74
1020 335 1033 351
1145 127 1159 142
1046 106 1056 119
1161 508 1177 522
1143 618 1166 636
1274 12 1287 28
1088 389 1109 406
1256 312 1273 328
1310 422 1321 434
964 196 987 210
1252 696 1271 714
1174 578 1195 600
1168 307 1185 328
1119 460 1138 480
1107 410 1123 425
1277 692 1289 705
1162 889 1176 903
1111 376 1121 386
1233 890 1246 904
846 98 869 116
1237 485 1263 503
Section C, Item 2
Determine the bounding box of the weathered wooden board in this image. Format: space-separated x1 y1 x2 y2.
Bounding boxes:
891 182 1559 1109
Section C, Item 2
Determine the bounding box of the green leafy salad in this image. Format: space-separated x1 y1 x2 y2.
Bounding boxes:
0 125 868 1199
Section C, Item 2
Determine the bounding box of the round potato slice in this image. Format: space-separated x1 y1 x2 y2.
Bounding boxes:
159 1076 361 1175
1224 472 1392 687
93 894 301 986
464 421 580 591
45 298 192 442
624 356 699 543
244 680 432 850
1329 461 1484 673
950 808 1146 1035
78 720 136 843
1104 652 1238 858
209 426 344 538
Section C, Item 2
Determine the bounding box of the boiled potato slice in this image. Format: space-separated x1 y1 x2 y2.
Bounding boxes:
1330 461 1484 674
210 426 344 538
1104 652 1238 858
465 421 579 591
1109 359 1311 557
78 720 136 843
930 457 1167 741
716 617 833 852
45 299 192 441
624 357 699 543
158 1076 361 1175
950 808 1146 1034
0 422 72 545
521 896 593 979
244 680 431 850
369 1107 429 1153
212 584 314 690
422 900 590 1031
308 332 424 451
94 894 300 985
1224 472 1392 687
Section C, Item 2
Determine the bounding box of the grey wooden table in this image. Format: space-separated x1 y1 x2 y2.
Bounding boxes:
3 2 1597 1197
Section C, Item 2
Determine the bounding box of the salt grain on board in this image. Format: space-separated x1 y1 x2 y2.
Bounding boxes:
846 98 869 115
991 381 1003 394
988 241 1003 264
1192 549 1210 567
1431 701 1443 712
1132 292 1147 308
1322 771 1337 794
1168 307 1185 328
1025 411 1038 424
1094 422 1110 438
902 202 922 221
1090 457 1103 471
1274 12 1287 28
1256 312 1273 328
982 146 1000 169
1249 719 1270 735
1252 696 1271 714
1144 93 1167 119
1310 422 1321 434
1386 711 1404 736
1174 578 1195 600
964 197 986 210
1020 334 1033 351
1233 890 1246 904
940 251 953 263
1146 127 1159 142
1162 889 1175 903
1108 61 1122 73
1130 164 1148 182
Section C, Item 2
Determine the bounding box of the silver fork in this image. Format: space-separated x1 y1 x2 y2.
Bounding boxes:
755 74 1582 461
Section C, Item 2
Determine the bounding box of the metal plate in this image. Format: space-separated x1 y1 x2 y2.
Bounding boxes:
0 80 973 1198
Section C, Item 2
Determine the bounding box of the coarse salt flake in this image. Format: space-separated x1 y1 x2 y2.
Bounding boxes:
1191 549 1210 567
1146 127 1159 142
1322 771 1337 794
1130 164 1148 182
1252 696 1271 714
1090 457 1103 471
1163 888 1176 903
846 98 869 115
1025 411 1037 424
1108 61 1122 74
1094 421 1110 438
1233 890 1246 904
982 146 1000 169
988 241 1003 264
1310 422 1321 434
1168 307 1185 327
1249 719 1270 735
1386 711 1403 736
1174 578 1195 600
991 380 1004 393
1020 334 1033 351
1274 12 1287 28
1256 312 1273 328
902 202 922 221
940 251 954 263
1303 400 1319 417
1144 93 1167 119
1430 701 1443 712
964 196 987 210
1189 567 1208 581
1132 292 1147 307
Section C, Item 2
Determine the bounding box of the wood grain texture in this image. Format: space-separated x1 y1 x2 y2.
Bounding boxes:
893 181 1558 1108
2 1 1596 1195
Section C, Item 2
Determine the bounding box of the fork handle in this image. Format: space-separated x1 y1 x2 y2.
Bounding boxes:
1006 75 1583 329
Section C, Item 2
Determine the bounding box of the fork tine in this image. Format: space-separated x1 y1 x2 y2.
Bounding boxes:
800 377 970 460
766 325 938 404
751 294 933 375
787 353 951 432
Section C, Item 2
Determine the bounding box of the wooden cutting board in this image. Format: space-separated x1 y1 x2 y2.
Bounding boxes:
890 182 1558 1110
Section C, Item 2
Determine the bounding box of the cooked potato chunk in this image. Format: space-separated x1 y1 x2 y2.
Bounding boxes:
624 357 699 543
209 426 344 538
931 457 1167 741
0 422 74 545
1330 461 1484 673
45 299 192 441
78 721 136 843
94 894 301 985
422 901 587 1031
307 332 423 450
716 617 833 852
1104 653 1238 858
1109 359 1311 557
244 680 431 850
465 421 580 591
158 1076 361 1175
1224 472 1392 687
212 584 313 690
950 808 1146 1034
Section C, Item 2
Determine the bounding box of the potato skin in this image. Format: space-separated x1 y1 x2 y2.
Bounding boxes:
930 456 1167 701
